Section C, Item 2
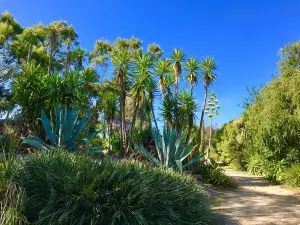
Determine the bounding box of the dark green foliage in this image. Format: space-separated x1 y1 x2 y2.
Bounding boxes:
215 119 247 170
214 40 300 186
193 163 237 188
3 150 213 225
281 164 300 187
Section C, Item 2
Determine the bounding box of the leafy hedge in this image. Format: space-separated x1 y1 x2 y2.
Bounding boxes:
193 163 237 188
1 150 214 224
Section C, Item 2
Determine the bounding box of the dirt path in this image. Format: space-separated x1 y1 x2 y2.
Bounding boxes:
213 168 300 225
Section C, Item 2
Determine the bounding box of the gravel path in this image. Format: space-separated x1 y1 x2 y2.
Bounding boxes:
213 168 300 225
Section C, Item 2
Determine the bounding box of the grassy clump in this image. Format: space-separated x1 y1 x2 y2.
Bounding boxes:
2 150 214 224
281 164 300 188
193 163 237 188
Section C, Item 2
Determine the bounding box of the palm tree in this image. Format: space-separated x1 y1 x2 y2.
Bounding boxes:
72 48 87 71
197 56 217 151
171 49 185 131
154 59 172 100
109 48 131 157
127 53 153 151
184 57 200 141
170 49 185 97
185 57 200 93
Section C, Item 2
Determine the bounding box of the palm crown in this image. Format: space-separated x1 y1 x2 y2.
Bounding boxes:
199 56 217 87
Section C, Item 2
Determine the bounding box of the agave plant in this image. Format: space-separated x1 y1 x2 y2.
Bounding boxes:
134 127 204 172
22 105 103 153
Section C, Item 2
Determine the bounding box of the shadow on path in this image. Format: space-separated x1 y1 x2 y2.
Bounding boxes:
212 168 300 225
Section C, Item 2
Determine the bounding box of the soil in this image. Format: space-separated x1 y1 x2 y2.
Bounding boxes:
213 168 300 225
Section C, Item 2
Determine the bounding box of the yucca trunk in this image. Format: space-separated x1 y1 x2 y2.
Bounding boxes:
48 44 53 74
127 97 139 153
65 43 70 74
198 85 208 152
185 88 193 144
119 69 127 157
108 117 113 155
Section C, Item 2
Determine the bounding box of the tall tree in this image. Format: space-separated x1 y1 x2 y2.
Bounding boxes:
110 47 131 156
61 25 78 73
171 49 185 131
127 53 153 151
198 56 217 151
46 21 68 74
184 57 200 140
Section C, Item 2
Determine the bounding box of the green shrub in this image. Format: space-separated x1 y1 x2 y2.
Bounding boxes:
281 164 300 187
193 163 237 188
7 150 213 224
247 154 287 182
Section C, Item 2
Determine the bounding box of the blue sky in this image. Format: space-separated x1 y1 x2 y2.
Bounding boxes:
2 0 300 127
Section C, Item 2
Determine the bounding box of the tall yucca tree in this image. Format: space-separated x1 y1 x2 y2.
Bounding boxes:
185 57 200 93
170 49 186 98
184 57 200 141
154 59 172 101
198 56 217 152
110 48 131 157
127 53 153 151
171 49 186 132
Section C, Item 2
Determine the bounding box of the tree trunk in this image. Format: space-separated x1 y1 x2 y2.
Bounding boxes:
48 44 53 75
65 43 70 74
108 117 113 155
127 97 139 153
27 44 33 63
139 98 144 130
198 85 208 152
185 88 193 144
119 69 126 157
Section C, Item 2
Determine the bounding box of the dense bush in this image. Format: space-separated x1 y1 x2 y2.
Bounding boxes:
214 40 300 187
281 164 300 187
1 150 214 224
193 163 237 188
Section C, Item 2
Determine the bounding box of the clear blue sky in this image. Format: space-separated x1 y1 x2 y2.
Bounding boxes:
2 0 300 127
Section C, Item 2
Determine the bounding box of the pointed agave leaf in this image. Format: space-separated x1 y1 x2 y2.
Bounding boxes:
152 129 163 162
134 144 161 166
65 107 79 144
40 110 56 145
67 112 89 149
82 129 103 146
179 145 197 161
21 137 51 150
55 105 61 143
175 160 183 173
182 154 205 169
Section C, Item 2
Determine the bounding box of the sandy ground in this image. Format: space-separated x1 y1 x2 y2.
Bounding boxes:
213 168 300 225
